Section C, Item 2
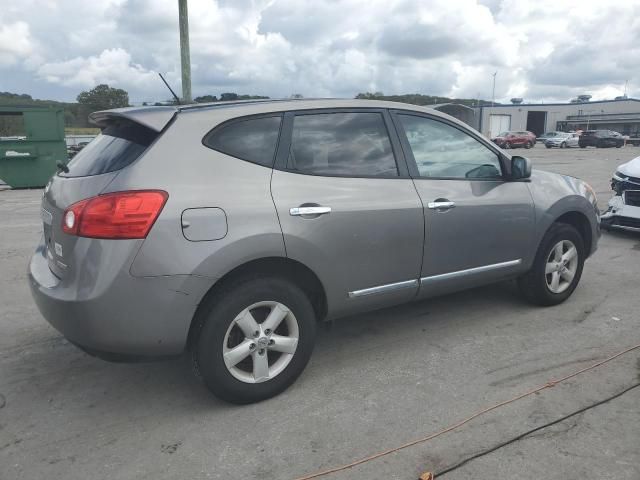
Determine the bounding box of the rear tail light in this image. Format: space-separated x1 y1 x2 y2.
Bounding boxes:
62 190 168 239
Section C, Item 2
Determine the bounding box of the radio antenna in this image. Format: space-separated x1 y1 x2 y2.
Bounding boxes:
158 73 181 105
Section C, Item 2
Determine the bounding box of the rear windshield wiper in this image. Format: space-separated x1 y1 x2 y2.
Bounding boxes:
56 160 69 173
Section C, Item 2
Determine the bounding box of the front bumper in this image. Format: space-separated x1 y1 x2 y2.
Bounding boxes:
601 193 640 233
28 240 212 358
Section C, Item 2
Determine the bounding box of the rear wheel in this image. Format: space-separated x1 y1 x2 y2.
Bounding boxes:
545 144 552 149
192 277 316 404
560 142 567 148
525 141 532 149
517 223 585 306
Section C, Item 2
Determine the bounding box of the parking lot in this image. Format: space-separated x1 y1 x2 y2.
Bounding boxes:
1 145 639 480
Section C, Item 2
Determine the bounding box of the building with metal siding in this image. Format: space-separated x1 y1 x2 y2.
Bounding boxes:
469 98 640 138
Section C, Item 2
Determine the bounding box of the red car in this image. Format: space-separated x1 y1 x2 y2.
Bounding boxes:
492 131 536 149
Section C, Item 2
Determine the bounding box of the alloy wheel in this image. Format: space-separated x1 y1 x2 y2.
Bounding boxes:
222 301 299 383
545 240 579 294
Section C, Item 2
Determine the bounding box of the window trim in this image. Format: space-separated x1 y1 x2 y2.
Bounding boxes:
274 108 410 179
390 110 511 181
201 112 284 168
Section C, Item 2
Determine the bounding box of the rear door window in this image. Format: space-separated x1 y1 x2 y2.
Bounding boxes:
286 112 398 177
204 115 282 167
61 120 157 177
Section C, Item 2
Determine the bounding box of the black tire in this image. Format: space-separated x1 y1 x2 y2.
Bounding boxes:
545 144 552 149
560 142 567 148
596 140 603 148
503 142 511 149
524 141 532 149
192 276 316 404
580 145 586 148
517 223 585 306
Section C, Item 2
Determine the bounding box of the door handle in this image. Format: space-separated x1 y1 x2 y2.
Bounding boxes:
427 201 456 210
289 206 332 216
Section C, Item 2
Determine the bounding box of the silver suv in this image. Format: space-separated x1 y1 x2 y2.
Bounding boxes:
29 99 600 404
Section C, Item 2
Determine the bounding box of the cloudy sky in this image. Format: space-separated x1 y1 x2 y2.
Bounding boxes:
1 0 639 104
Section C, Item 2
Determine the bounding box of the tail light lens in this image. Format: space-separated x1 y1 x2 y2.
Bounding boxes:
62 190 168 239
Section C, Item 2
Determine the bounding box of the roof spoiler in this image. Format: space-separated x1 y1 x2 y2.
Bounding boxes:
89 106 178 132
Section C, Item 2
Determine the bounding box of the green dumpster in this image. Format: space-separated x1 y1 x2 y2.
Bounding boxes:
0 106 67 188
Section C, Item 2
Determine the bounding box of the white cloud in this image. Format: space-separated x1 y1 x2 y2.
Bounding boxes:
37 48 157 89
0 0 639 102
0 22 32 66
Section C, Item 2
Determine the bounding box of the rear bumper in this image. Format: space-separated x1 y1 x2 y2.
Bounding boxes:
28 241 212 358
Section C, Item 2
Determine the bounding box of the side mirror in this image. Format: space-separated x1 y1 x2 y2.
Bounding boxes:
511 156 531 180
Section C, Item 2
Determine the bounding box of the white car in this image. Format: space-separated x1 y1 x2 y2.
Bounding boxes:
545 132 580 149
601 155 640 232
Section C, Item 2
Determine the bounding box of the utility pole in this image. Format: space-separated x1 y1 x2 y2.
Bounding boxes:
491 72 497 107
178 0 192 103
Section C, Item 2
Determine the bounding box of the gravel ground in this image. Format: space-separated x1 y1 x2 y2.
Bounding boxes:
1 145 639 480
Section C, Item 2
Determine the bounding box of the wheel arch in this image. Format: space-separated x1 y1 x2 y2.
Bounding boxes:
553 210 593 256
187 256 328 350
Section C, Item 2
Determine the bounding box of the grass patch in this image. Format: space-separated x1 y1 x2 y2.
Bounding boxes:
65 127 100 135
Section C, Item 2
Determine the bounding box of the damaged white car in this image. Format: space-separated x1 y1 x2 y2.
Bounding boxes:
601 155 640 232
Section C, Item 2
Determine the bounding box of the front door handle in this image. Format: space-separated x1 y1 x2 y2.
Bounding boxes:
290 206 332 216
427 201 456 210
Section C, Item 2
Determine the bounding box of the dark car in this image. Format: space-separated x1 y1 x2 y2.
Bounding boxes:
578 130 624 148
491 131 536 149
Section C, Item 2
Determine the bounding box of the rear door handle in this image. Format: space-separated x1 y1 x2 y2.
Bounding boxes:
289 206 332 216
427 201 456 210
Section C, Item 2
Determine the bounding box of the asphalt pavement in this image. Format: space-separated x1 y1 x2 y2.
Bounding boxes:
1 145 639 480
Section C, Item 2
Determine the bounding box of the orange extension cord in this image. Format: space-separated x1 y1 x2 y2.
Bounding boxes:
293 342 640 480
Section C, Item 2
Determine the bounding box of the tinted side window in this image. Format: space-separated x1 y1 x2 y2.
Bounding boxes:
398 115 502 179
287 112 398 177
205 116 281 167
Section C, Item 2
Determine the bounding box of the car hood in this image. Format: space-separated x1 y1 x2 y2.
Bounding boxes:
617 155 640 177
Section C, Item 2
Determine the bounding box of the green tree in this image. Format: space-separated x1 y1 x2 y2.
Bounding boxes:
194 95 218 103
220 92 239 101
77 84 129 111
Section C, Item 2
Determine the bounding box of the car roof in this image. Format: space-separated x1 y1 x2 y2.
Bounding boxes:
90 98 461 132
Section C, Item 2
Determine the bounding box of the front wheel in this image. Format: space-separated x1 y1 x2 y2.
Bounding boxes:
525 141 532 149
545 144 552 149
192 277 317 404
560 142 567 148
517 223 585 306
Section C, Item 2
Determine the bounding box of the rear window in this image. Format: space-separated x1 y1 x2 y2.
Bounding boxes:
203 115 282 167
61 120 157 177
